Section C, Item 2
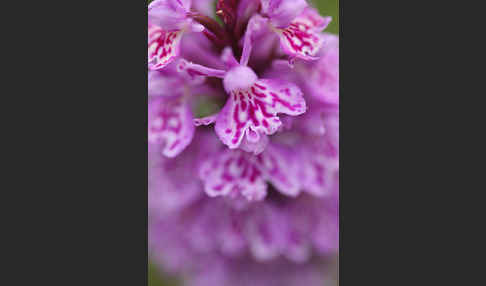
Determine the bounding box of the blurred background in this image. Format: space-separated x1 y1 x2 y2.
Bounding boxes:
148 0 339 285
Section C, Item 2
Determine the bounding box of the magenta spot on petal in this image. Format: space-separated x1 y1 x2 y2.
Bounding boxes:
241 164 249 178
249 166 261 183
149 99 186 145
232 130 241 144
241 100 247 111
314 163 325 185
251 86 266 98
233 104 240 125
270 92 295 111
281 88 291 96
254 99 273 118
248 103 260 126
231 104 245 144
225 129 232 134
262 119 269 128
224 158 234 169
148 28 181 69
169 139 180 150
282 23 315 54
237 155 245 167
222 173 234 182
254 83 267 90
231 185 240 194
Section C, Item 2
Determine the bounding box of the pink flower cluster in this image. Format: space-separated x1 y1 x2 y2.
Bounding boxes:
148 0 339 285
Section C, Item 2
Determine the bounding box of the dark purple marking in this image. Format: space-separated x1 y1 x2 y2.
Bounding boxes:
241 99 247 111
270 92 295 111
254 83 267 90
262 119 269 128
281 88 291 96
281 22 316 54
313 162 325 185
249 166 261 183
222 173 234 182
169 139 180 150
247 102 260 127
251 86 267 98
253 99 273 118
213 184 224 191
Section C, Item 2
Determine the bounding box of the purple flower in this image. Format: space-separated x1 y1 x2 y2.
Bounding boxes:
148 0 339 284
149 180 338 261
177 45 306 150
147 65 207 157
149 173 338 284
148 0 205 70
265 33 340 105
251 2 332 61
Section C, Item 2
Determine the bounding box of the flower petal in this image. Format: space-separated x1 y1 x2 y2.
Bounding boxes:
299 148 338 197
308 33 339 104
298 7 332 32
255 79 307 116
215 79 305 149
148 96 195 158
199 149 267 201
148 25 184 70
247 204 285 261
240 15 268 66
275 8 331 60
292 104 327 136
148 0 190 31
239 131 269 155
311 201 339 254
256 143 300 197
261 0 308 28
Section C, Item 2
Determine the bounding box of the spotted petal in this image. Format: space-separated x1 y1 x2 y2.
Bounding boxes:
215 79 305 149
199 150 267 201
247 205 285 261
299 147 338 197
256 143 300 197
148 96 195 158
275 8 331 60
148 24 184 70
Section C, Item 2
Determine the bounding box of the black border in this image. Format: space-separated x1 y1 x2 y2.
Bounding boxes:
7 1 149 284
